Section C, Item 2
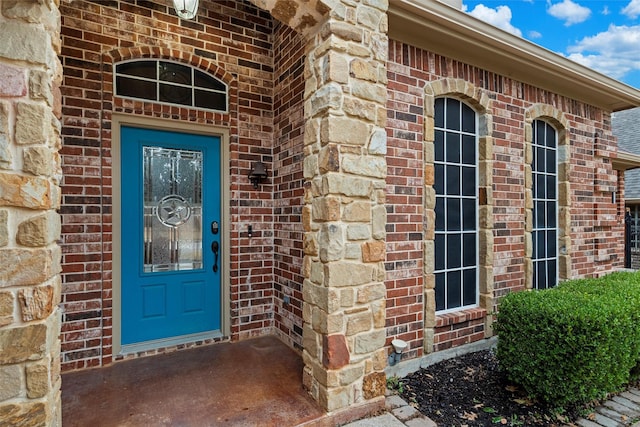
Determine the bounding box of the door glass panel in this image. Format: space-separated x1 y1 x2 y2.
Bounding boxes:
143 146 203 272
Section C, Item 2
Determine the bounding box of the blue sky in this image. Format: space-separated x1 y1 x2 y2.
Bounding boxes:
462 0 640 89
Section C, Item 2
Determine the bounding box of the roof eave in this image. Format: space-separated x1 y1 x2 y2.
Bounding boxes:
388 0 640 112
613 151 640 171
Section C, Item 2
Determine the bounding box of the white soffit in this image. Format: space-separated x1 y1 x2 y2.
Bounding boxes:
388 0 640 111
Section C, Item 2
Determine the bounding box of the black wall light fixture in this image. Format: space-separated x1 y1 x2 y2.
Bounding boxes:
248 161 268 189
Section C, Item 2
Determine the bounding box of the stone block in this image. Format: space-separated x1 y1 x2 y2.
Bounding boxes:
346 310 372 336
343 96 377 122
15 102 48 145
0 172 56 209
318 144 340 173
321 20 363 43
0 403 46 427
372 205 386 239
0 247 61 287
312 196 340 221
0 134 11 170
17 211 60 247
337 364 364 386
0 324 47 364
342 154 386 179
351 80 386 104
23 146 54 177
19 285 54 322
304 233 318 256
323 334 350 369
479 266 493 293
322 52 349 84
319 223 345 262
347 224 371 241
310 82 342 117
350 58 378 82
362 240 385 262
0 210 7 247
363 371 386 399
0 365 21 401
340 288 354 307
321 383 352 412
424 289 436 327
0 289 14 318
26 362 49 398
302 205 312 232
344 201 371 223
321 116 369 146
354 329 385 354
0 63 26 97
304 118 321 147
325 173 372 197
29 69 53 106
310 260 324 284
368 128 386 155
424 240 434 274
423 328 434 353
357 282 386 303
372 300 386 328
325 261 376 288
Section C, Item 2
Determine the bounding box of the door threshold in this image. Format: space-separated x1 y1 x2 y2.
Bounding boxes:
120 330 224 355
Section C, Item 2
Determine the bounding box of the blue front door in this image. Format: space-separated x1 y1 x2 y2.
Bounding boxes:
121 126 221 345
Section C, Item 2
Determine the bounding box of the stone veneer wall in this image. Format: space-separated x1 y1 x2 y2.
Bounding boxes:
301 0 390 412
385 40 623 356
0 0 63 425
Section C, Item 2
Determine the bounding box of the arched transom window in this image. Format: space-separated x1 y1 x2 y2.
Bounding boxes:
115 59 228 112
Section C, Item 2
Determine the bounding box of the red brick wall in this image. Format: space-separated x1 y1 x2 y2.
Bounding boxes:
59 0 289 370
272 23 306 350
385 40 624 355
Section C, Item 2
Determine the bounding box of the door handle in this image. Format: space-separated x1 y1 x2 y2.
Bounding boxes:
211 241 219 273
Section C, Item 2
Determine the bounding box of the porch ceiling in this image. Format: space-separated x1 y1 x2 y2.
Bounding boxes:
388 0 640 112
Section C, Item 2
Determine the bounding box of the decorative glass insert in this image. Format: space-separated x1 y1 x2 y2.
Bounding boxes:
143 146 203 272
434 98 478 312
532 120 558 289
115 60 227 112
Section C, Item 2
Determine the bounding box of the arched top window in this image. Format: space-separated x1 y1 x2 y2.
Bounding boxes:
433 97 479 312
114 60 228 112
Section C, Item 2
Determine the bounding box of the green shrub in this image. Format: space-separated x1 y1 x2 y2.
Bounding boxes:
495 272 640 406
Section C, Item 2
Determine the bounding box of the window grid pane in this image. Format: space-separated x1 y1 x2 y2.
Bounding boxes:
115 59 228 113
434 98 478 312
532 120 558 290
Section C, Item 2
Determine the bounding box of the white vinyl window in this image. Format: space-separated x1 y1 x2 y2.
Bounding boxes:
114 59 228 112
532 120 558 289
434 98 478 312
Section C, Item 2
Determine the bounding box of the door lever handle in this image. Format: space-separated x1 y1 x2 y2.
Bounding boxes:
211 241 219 273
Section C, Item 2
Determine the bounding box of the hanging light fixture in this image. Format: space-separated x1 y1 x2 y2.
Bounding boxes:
172 0 199 20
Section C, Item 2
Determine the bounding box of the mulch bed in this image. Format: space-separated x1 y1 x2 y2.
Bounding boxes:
395 349 598 427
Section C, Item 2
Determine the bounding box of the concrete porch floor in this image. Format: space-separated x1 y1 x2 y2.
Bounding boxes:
62 336 326 426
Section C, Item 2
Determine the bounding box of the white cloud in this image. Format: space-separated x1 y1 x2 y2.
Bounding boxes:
622 0 640 19
547 0 591 26
466 4 523 37
565 25 640 81
528 30 543 39
601 5 610 16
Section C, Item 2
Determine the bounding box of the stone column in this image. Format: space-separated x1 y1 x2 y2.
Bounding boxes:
301 0 389 413
0 0 63 425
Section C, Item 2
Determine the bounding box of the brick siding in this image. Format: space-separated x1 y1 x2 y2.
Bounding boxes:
59 0 303 370
385 40 624 354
